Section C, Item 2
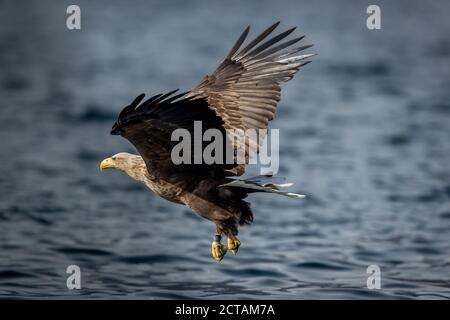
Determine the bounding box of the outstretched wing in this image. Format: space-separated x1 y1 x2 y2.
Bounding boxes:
111 90 236 180
187 22 314 175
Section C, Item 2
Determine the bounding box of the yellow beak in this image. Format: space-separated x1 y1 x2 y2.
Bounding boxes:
99 158 114 171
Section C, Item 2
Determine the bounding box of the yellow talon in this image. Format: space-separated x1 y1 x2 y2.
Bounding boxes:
211 241 227 262
227 236 241 255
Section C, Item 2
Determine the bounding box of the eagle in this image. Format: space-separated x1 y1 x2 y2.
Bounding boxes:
100 22 314 262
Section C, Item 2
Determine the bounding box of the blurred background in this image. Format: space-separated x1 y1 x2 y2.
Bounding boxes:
0 0 449 299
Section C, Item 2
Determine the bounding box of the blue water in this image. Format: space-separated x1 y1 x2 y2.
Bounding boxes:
1 0 450 299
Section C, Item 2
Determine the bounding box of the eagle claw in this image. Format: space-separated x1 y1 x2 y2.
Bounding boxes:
211 241 227 262
227 236 241 255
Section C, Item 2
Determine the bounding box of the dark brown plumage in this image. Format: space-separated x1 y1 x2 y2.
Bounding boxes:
101 22 313 261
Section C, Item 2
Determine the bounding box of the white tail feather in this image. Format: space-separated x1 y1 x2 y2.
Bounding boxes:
219 177 305 199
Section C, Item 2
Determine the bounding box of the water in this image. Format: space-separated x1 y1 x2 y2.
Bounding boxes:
1 0 450 299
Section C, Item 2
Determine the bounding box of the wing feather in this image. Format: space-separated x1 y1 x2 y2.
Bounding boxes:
111 91 237 179
112 23 313 179
187 23 314 176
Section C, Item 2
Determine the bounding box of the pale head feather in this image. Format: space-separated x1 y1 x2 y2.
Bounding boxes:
106 152 147 182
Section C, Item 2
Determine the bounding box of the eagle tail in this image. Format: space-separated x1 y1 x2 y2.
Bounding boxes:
220 174 306 199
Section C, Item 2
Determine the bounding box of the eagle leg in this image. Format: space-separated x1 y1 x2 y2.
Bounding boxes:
211 234 227 262
227 235 241 255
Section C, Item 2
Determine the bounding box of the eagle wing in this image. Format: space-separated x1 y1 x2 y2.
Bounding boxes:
187 22 314 175
111 91 236 180
112 22 313 180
